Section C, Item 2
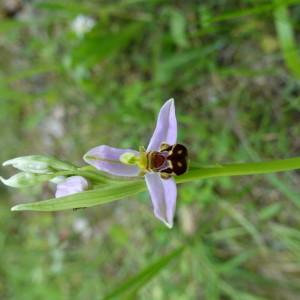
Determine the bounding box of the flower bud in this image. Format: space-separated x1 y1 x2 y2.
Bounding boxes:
0 172 53 188
3 155 76 174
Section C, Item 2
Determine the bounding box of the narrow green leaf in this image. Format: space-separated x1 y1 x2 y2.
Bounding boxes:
34 1 92 14
220 202 266 253
169 9 189 48
11 181 145 211
3 65 61 83
71 23 143 67
0 20 24 33
196 242 220 300
102 246 184 300
220 281 267 300
210 0 300 23
274 1 300 79
258 203 282 221
218 250 256 274
210 227 247 241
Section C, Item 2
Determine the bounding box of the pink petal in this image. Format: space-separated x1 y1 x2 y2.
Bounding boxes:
83 145 140 177
147 98 177 151
145 173 177 228
55 176 88 198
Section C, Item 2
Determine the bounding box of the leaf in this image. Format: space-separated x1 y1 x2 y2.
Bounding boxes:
0 20 24 33
11 181 145 211
71 23 143 67
274 1 300 79
219 202 266 253
169 9 189 48
220 281 267 300
218 250 256 274
102 246 184 300
210 0 300 23
258 203 282 221
195 242 220 300
34 1 92 14
154 47 214 84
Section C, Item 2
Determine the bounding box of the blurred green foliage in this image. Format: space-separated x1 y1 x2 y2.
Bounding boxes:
1 0 300 299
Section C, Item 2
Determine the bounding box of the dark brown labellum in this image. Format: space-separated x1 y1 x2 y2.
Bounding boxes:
159 143 188 178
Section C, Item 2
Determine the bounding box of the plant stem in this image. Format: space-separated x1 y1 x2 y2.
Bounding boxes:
55 170 108 182
177 156 300 183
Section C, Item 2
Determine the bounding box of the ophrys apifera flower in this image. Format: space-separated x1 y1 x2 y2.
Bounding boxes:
84 99 188 228
5 99 300 228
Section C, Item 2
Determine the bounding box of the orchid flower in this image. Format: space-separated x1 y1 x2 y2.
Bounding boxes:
5 100 300 229
83 99 188 228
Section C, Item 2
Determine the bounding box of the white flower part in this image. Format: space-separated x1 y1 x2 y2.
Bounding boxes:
71 15 95 37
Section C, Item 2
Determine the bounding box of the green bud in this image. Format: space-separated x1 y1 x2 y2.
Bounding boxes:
3 155 76 174
120 152 138 165
0 172 54 188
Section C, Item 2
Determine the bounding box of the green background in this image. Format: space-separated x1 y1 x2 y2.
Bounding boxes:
1 0 300 299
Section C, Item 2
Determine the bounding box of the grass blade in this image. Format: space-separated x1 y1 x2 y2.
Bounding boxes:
274 1 300 79
102 246 184 300
220 202 266 253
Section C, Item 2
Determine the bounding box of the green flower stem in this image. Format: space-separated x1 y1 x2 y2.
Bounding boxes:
74 170 109 182
55 168 142 183
177 156 300 183
70 156 300 184
54 170 109 182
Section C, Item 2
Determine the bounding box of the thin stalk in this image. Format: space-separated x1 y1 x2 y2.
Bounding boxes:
177 156 300 183
54 170 108 182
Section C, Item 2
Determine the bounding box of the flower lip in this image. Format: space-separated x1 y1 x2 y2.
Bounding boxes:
152 152 167 170
159 143 188 176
